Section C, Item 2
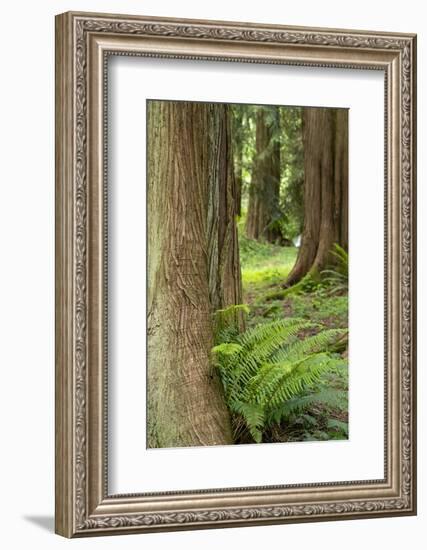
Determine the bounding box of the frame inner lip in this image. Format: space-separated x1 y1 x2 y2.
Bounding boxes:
102 50 389 498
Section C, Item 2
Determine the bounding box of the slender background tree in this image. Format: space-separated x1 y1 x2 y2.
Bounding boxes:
279 107 304 243
245 106 282 243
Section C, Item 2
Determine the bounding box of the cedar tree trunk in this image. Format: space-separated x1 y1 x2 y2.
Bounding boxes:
147 101 241 449
286 108 348 285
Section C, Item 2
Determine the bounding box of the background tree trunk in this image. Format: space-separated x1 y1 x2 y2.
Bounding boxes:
286 108 348 286
231 106 243 217
207 105 243 313
147 101 240 449
245 107 281 243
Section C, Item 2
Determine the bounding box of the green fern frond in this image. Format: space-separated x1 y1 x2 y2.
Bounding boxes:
212 312 348 443
226 318 317 403
264 354 340 409
214 304 250 344
212 343 243 357
237 318 315 349
215 326 240 346
273 329 348 361
232 401 264 443
321 243 349 294
331 243 349 271
267 388 348 424
327 418 349 436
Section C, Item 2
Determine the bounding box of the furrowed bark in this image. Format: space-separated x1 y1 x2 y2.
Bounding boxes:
147 101 238 448
207 105 243 312
286 108 348 286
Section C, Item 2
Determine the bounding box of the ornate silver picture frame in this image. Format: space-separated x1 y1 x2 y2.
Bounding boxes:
55 11 417 537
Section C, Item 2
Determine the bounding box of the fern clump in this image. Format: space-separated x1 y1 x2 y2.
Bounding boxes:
212 314 348 443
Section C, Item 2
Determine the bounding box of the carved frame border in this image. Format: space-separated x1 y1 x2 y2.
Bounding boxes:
55 11 416 537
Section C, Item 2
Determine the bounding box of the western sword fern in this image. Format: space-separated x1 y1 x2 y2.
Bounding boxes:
212 309 347 443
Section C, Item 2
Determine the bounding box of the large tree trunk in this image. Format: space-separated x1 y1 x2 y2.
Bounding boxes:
286 108 348 286
245 107 281 243
147 101 240 448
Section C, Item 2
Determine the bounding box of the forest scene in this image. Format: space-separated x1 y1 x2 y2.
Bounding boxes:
147 100 349 449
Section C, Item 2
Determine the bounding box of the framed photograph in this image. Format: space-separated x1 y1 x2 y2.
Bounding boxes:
55 11 417 537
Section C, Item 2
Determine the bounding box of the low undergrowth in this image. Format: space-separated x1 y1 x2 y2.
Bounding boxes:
213 307 348 444
218 235 349 444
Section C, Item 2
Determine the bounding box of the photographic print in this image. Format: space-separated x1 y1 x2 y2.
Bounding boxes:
147 100 349 449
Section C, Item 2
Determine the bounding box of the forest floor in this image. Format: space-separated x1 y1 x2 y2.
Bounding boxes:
240 235 348 331
238 233 349 444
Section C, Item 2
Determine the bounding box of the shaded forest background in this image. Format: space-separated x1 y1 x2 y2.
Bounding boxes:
147 100 349 449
